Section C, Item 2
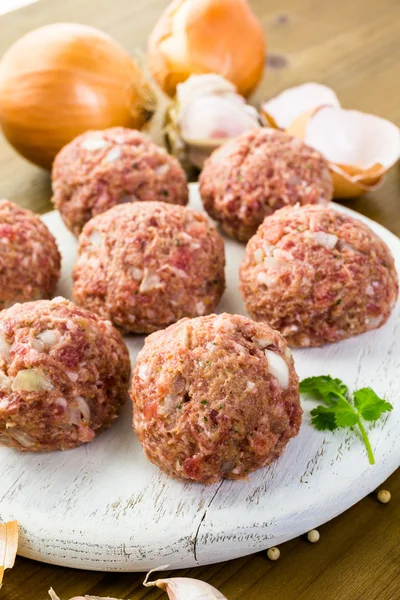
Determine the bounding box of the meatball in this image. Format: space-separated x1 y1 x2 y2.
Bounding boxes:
131 313 301 484
240 204 399 347
52 127 189 235
0 199 60 309
0 297 131 452
73 202 225 333
199 128 333 242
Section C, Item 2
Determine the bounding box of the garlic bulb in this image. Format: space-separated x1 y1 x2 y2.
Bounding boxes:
144 565 228 599
165 74 262 168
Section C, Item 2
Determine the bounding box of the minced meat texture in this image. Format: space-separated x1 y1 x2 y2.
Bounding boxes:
73 202 225 333
0 199 60 309
131 313 301 484
199 128 333 242
0 297 130 452
240 204 399 347
52 127 189 235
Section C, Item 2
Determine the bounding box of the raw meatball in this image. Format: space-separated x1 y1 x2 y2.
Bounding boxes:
73 202 225 333
240 204 399 347
199 128 333 242
0 297 131 452
52 127 189 235
0 199 60 309
131 313 301 484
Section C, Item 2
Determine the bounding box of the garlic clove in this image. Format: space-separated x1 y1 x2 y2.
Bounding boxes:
264 349 290 389
144 565 228 600
0 520 18 586
176 74 238 112
287 105 400 198
180 95 260 144
166 74 261 168
49 591 121 600
262 82 340 129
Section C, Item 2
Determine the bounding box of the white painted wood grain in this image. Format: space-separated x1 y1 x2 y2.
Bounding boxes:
0 184 399 571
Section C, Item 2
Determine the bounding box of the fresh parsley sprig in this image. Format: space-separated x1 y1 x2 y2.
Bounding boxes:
299 375 393 465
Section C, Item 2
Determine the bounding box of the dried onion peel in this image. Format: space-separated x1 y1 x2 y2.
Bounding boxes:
287 105 400 198
147 0 266 98
0 23 155 169
0 520 18 587
143 565 228 599
261 82 340 129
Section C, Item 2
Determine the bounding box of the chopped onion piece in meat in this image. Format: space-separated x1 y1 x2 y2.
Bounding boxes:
130 267 144 281
88 230 104 248
213 314 235 332
139 269 164 293
180 324 190 347
308 231 338 249
0 371 11 390
8 428 36 447
264 350 289 389
154 163 169 176
138 363 149 381
76 397 91 422
31 338 45 353
37 329 59 347
254 336 274 349
0 333 10 361
11 368 54 391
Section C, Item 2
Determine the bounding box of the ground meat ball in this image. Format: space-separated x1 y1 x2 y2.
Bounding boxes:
0 297 130 452
131 313 301 484
199 128 333 242
52 127 189 235
73 202 225 333
0 199 60 309
240 204 399 347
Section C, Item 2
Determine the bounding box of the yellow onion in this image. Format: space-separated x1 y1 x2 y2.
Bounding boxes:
165 73 262 168
287 105 400 198
147 0 266 98
0 23 155 169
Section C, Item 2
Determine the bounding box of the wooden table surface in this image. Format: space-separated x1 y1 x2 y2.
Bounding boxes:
0 0 399 598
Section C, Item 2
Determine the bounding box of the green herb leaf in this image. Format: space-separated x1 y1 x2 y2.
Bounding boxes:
353 388 393 421
332 397 359 428
310 405 338 431
301 375 392 466
300 375 348 405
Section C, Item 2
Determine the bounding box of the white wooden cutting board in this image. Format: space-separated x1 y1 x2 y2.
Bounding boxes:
0 184 399 571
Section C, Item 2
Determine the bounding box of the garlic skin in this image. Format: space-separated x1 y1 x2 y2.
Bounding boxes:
165 74 262 168
0 520 18 587
287 104 400 198
262 82 340 129
144 565 227 599
48 570 228 600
